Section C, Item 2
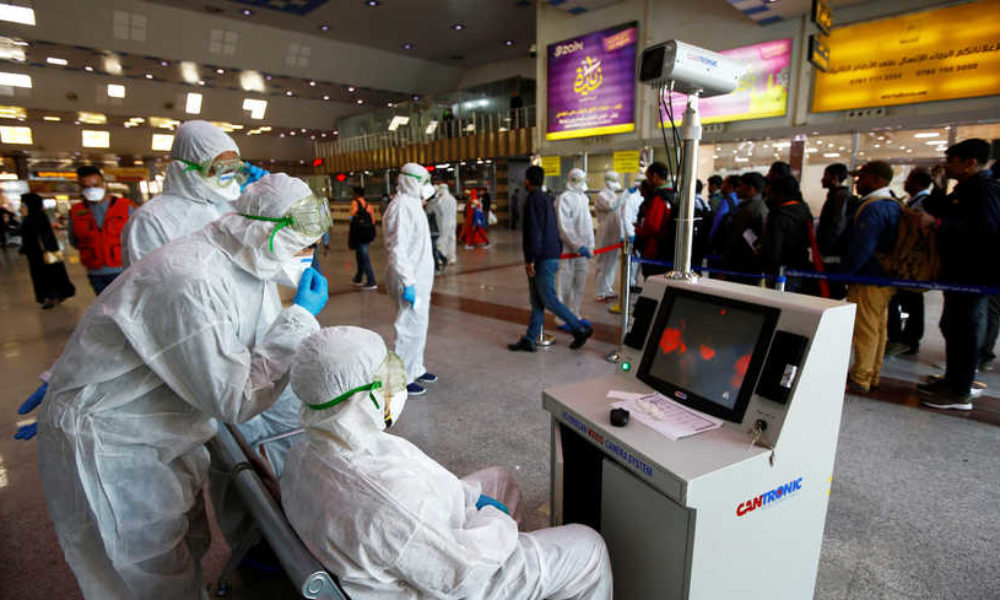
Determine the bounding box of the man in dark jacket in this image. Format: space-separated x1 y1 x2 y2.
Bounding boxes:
917 139 1000 409
760 175 815 293
721 172 768 284
635 162 674 279
843 161 900 394
508 166 592 352
816 163 857 299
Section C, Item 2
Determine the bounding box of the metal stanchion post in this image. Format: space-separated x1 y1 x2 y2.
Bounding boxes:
775 265 787 292
537 330 555 347
605 239 632 363
701 257 710 280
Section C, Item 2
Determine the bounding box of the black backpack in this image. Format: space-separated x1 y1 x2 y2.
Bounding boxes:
348 199 376 249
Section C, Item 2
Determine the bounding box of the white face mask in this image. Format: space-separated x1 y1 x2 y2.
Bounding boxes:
385 389 408 427
273 254 313 288
82 187 106 202
421 183 435 200
212 180 241 202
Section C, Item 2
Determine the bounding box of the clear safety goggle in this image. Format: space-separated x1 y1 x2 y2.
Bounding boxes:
304 352 407 426
176 157 247 188
401 171 429 185
240 194 333 253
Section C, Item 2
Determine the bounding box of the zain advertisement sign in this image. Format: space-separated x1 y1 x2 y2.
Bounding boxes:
546 22 638 141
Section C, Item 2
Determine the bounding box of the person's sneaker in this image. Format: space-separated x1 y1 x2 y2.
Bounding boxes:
406 382 427 396
884 341 917 357
352 280 365 287
418 372 438 384
845 380 869 395
361 282 378 290
569 326 593 350
923 374 986 397
556 323 572 333
508 338 537 352
919 384 974 410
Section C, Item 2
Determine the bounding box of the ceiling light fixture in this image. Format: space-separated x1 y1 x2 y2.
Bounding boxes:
0 125 31 144
216 68 225 74
504 40 514 46
241 8 252 16
46 57 68 66
309 81 316 86
0 4 35 26
914 132 940 138
242 98 267 119
323 95 330 101
159 60 169 67
0 72 31 88
319 24 330 31
84 65 93 72
43 115 60 121
145 73 153 79
107 83 126 98
451 23 465 31
285 90 293 96
180 61 199 84
347 86 355 92
357 99 364 104
402 43 413 50
365 0 380 6
185 92 202 114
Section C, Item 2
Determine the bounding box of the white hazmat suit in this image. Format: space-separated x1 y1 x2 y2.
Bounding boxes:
430 183 458 264
122 120 239 267
38 174 322 600
384 163 435 384
594 171 624 299
557 168 595 320
281 326 613 600
619 174 645 288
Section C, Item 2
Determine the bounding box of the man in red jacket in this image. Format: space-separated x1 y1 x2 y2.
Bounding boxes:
69 166 137 295
635 161 673 280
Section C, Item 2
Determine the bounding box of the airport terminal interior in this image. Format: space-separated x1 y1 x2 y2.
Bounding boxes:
1 0 999 599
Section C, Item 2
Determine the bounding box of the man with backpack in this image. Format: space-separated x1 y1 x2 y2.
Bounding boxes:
349 186 377 290
917 139 1000 409
708 174 740 256
842 161 901 394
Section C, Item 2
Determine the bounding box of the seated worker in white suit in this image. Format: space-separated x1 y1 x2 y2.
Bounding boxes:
280 326 613 599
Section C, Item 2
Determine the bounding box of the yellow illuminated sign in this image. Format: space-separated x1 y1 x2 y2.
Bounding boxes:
613 150 641 174
540 156 561 177
813 0 1000 112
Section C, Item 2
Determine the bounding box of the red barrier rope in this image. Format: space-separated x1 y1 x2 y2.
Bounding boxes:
560 241 623 260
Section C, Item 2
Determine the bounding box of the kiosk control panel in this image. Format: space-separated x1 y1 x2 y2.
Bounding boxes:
543 277 855 599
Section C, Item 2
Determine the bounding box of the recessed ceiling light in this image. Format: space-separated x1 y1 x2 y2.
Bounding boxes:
365 0 380 6
402 43 414 50
347 86 355 92
308 81 316 86
412 95 420 101
145 73 153 79
265 74 272 81
323 95 330 100
300 128 306 133
241 8 252 16
84 65 93 72
504 40 514 46
319 24 330 31
451 23 465 31
197 80 205 86
285 90 293 96
46 57 68 66
216 68 224 74
357 99 364 104
160 60 169 67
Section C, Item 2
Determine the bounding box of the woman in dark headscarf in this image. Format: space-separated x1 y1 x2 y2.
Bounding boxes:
18 193 75 308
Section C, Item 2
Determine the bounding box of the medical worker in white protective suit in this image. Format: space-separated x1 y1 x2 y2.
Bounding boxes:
384 163 437 396
556 168 595 330
281 326 613 600
430 182 458 264
594 170 624 301
619 172 645 289
37 174 331 600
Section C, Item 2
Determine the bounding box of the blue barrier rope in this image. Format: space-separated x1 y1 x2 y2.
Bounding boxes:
631 256 1000 296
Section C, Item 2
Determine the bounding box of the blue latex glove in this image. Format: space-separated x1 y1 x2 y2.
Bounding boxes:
293 267 328 316
628 185 638 193
402 285 416 307
19 381 47 415
476 494 510 515
14 421 37 440
239 163 270 191
629 235 636 245
578 246 592 258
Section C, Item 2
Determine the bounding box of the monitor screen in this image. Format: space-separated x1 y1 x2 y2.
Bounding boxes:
636 288 780 422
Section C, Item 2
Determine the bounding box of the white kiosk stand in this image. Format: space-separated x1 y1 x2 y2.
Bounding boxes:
543 277 854 599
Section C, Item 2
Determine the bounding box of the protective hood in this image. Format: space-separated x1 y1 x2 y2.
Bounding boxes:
567 168 588 193
208 173 318 280
604 170 622 191
397 163 433 200
162 120 240 207
292 327 390 452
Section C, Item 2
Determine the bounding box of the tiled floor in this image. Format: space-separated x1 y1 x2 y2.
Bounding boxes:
1 227 998 599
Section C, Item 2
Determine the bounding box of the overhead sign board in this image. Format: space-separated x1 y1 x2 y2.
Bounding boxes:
812 0 1000 112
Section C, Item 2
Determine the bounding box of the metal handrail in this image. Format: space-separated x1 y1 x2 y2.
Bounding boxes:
318 105 536 157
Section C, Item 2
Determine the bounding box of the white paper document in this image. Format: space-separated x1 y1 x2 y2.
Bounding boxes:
609 392 723 441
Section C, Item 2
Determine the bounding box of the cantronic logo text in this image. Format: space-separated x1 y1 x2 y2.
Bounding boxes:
687 52 719 68
736 477 803 517
554 41 584 57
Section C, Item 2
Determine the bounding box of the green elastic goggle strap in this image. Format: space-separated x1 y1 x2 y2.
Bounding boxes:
240 214 295 253
306 381 382 411
176 158 206 173
401 171 427 184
